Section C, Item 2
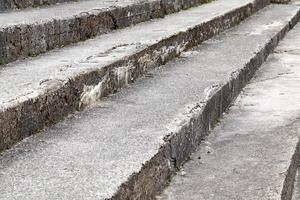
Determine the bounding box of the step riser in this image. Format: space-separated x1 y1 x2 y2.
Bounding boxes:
283 140 300 200
271 0 291 4
0 0 214 12
0 0 72 11
292 160 300 200
0 1 267 152
0 0 211 65
109 10 300 200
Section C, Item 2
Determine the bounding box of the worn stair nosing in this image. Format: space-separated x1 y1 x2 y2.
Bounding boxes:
108 8 299 200
0 0 269 152
0 0 211 65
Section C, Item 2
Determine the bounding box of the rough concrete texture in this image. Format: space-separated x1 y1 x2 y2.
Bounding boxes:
0 0 74 11
293 0 300 5
0 0 269 151
0 5 298 200
160 23 300 200
271 0 291 4
293 168 300 200
0 0 212 64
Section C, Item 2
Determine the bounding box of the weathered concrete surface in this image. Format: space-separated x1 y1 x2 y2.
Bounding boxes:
0 5 297 200
271 0 291 4
0 0 212 64
293 0 300 5
160 23 300 200
0 0 74 11
293 168 300 200
0 0 268 151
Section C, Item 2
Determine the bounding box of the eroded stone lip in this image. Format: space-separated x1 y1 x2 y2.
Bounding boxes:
0 3 298 199
0 0 265 151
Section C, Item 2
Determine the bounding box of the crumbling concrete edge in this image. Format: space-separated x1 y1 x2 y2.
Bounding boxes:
292 152 300 200
107 7 300 200
0 0 210 65
283 137 300 200
271 0 291 4
0 1 265 151
0 0 75 11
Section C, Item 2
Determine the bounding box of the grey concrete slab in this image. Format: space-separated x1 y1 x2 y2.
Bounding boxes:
0 0 267 151
0 0 78 11
0 0 211 64
271 0 291 4
0 4 298 200
293 168 300 200
160 23 300 200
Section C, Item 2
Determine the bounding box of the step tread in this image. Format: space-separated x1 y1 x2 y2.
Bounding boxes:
0 0 257 109
0 0 143 27
0 0 213 65
0 0 84 12
0 4 298 200
159 23 300 200
0 0 261 152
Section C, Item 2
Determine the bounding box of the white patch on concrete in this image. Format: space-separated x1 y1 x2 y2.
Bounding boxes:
79 75 108 109
249 21 283 35
179 49 200 58
176 41 188 55
159 41 188 63
203 83 221 100
114 62 135 86
165 102 204 138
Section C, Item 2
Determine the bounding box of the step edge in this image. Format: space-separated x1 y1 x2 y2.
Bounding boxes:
0 0 80 12
282 138 300 200
0 1 263 152
108 9 299 200
0 0 211 65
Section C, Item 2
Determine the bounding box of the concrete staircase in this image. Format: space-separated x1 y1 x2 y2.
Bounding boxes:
0 0 299 199
294 168 300 200
0 0 265 152
159 21 300 200
0 0 214 64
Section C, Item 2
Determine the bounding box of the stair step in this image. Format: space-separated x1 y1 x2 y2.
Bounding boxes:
0 0 212 65
159 21 300 200
0 0 75 12
271 0 291 4
293 168 300 200
0 4 298 200
0 0 264 151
